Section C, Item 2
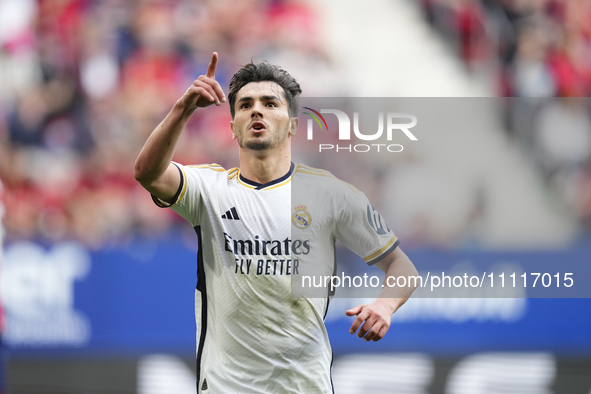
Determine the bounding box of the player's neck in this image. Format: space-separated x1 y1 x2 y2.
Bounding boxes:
239 145 291 184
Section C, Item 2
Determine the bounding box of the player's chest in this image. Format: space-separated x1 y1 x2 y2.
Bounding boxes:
216 186 333 237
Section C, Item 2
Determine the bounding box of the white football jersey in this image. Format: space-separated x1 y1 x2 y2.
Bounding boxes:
153 162 398 393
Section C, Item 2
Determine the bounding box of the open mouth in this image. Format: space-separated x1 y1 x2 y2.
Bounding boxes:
250 121 266 132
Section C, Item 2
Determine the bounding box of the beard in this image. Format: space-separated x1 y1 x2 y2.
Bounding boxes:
244 139 273 151
237 123 290 151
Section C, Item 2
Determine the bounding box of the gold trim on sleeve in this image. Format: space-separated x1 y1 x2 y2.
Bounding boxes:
363 236 398 262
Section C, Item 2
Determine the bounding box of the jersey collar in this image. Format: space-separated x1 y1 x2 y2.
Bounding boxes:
239 162 294 190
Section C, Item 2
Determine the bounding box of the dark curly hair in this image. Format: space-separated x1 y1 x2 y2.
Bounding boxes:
228 61 302 119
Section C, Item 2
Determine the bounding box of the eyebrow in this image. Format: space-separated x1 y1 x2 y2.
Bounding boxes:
237 95 282 103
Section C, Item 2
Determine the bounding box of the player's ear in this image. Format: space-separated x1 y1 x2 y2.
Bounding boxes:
230 120 236 139
289 117 299 136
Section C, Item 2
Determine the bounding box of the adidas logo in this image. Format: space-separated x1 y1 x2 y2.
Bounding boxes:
221 207 240 220
201 378 208 390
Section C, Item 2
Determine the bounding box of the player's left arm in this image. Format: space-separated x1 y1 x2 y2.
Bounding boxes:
346 246 418 342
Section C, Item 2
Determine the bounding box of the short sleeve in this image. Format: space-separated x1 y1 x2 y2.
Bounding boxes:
334 189 399 266
151 162 204 227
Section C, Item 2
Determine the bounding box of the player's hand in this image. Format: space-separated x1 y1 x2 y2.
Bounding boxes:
180 52 226 112
346 301 394 342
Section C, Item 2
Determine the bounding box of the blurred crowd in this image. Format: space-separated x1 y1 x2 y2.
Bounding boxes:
419 0 591 96
0 0 337 247
419 0 591 231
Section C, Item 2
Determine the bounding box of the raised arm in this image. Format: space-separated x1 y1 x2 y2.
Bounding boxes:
133 52 226 203
346 246 418 342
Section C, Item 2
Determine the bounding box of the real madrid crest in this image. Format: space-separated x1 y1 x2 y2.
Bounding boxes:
292 204 312 229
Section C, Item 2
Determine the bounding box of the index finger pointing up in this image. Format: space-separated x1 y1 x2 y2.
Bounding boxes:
206 52 218 79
